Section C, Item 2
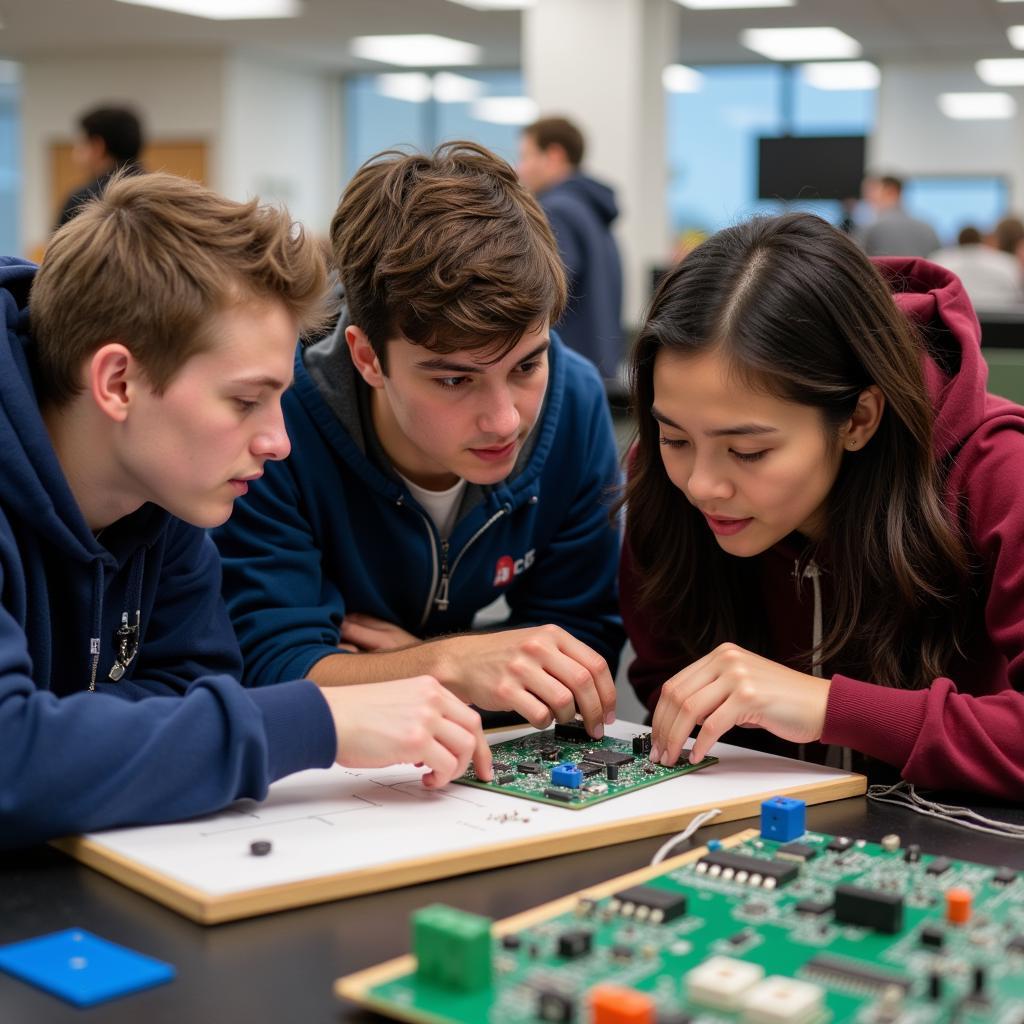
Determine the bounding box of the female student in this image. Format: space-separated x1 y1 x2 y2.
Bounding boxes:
620 212 1024 798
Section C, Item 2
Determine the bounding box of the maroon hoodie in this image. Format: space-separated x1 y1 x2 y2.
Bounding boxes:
621 257 1024 799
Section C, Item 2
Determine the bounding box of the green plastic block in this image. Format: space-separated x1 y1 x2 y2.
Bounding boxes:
413 904 493 992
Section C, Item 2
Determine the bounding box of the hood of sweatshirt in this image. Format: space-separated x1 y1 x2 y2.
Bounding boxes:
0 258 166 569
875 256 1010 459
543 173 619 227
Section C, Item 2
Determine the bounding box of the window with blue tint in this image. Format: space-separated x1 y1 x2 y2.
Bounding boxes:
903 176 1010 247
666 65 782 237
433 70 524 168
0 64 21 257
665 64 876 240
345 70 525 180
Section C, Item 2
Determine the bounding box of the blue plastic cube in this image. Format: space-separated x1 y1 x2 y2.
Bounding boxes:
760 796 806 841
551 763 583 789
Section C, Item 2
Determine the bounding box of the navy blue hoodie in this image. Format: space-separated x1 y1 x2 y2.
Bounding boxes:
0 259 335 848
213 326 624 687
539 173 624 379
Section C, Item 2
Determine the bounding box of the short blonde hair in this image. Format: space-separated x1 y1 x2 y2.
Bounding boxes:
32 171 330 406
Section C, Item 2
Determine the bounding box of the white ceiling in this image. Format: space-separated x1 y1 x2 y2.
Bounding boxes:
0 0 1022 71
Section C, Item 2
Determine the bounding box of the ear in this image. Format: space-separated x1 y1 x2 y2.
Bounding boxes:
345 325 386 389
841 385 885 452
87 343 138 424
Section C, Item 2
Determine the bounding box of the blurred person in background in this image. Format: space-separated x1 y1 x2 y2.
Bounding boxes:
858 174 940 258
930 225 1023 309
518 116 623 380
56 105 144 229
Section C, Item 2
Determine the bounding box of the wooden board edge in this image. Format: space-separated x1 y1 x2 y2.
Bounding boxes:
56 774 865 924
50 835 212 922
333 828 761 1008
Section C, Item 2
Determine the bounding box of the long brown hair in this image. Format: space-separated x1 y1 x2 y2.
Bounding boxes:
623 213 970 688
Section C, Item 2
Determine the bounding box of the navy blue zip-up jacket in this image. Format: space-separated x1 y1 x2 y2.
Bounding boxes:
0 259 335 848
213 328 624 687
539 174 624 380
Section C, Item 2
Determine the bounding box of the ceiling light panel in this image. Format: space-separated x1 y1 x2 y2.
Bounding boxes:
114 0 300 19
801 61 879 90
351 34 482 67
472 96 538 125
938 92 1016 120
674 0 794 8
976 58 1024 85
741 26 861 61
662 64 704 92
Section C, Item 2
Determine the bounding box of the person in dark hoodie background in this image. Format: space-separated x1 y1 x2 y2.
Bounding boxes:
213 142 623 740
55 104 146 229
621 212 1024 800
0 171 491 848
518 116 624 380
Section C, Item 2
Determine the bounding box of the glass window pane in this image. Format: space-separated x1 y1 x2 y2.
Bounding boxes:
903 177 1010 248
345 74 429 178
0 72 21 257
345 69 525 180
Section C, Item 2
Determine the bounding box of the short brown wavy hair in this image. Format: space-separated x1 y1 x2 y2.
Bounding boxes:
32 171 330 406
330 141 566 372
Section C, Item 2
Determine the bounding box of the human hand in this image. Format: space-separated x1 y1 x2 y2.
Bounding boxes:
651 643 830 766
339 612 419 653
320 676 492 788
434 625 616 738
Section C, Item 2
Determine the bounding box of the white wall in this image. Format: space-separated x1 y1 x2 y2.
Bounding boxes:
221 52 342 237
872 61 1024 212
20 52 226 252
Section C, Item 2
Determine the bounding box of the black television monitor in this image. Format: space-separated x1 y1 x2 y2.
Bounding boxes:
757 135 866 201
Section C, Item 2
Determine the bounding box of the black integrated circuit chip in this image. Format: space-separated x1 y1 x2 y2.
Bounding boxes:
805 953 911 993
580 749 635 767
554 721 590 743
834 884 904 934
697 850 800 886
611 885 687 923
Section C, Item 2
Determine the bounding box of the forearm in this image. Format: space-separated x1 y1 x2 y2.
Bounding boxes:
307 640 460 694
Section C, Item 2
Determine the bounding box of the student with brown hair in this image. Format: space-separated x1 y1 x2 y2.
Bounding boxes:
621 212 1024 798
1 172 491 848
214 142 623 738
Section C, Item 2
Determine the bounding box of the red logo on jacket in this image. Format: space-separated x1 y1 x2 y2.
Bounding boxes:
493 549 535 587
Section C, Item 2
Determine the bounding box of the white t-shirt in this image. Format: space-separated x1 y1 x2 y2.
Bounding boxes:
398 473 467 540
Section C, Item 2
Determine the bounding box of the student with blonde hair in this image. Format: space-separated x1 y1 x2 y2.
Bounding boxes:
1 172 490 847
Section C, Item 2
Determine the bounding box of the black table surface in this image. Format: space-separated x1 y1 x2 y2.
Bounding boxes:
2 795 1023 1024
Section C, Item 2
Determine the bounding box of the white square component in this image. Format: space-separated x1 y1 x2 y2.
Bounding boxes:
685 955 766 1010
742 975 825 1024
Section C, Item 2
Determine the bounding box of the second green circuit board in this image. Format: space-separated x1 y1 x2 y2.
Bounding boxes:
453 721 717 809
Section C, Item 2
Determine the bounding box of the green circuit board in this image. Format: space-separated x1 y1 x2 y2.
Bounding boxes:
452 723 717 809
343 829 1024 1024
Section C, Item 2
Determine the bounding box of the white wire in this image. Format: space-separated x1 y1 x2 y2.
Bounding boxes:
650 807 723 865
867 782 1024 839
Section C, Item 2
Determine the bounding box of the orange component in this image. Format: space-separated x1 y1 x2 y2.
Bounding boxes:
589 983 656 1024
946 887 972 925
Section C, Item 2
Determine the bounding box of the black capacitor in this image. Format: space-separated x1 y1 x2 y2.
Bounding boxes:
972 966 988 1001
928 972 943 1001
606 763 620 782
904 843 922 863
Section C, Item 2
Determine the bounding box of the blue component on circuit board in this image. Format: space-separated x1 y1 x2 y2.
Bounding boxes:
760 796 806 841
551 763 584 789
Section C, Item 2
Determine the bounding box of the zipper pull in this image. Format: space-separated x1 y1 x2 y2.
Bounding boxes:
434 573 450 612
434 540 451 612
108 610 140 681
